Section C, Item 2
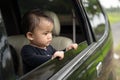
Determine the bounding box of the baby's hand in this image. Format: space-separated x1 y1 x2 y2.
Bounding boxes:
52 51 64 60
66 43 78 51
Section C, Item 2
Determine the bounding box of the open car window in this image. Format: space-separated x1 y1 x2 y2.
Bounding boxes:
18 0 87 43
13 0 89 78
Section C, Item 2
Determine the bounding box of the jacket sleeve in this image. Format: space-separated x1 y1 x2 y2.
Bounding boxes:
21 46 52 68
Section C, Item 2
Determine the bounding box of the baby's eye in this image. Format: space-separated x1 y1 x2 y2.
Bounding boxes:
44 33 48 35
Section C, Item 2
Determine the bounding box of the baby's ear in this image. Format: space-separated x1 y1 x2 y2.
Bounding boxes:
26 32 34 40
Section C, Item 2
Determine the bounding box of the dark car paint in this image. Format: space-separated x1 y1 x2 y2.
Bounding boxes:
0 0 116 80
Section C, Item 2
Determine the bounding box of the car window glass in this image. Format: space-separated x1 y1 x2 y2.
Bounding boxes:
81 0 106 40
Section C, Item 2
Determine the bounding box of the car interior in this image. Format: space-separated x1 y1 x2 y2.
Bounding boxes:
7 11 74 77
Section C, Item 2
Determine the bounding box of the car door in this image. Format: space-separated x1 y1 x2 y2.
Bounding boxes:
66 0 115 80
54 0 114 80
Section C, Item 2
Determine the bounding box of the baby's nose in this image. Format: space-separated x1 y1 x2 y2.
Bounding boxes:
48 33 52 39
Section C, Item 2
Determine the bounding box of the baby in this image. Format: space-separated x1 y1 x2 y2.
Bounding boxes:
21 9 78 73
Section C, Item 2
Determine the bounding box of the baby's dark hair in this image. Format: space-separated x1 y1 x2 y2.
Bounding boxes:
21 9 54 36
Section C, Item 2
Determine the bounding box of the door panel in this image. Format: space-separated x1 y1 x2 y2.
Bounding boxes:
66 43 103 80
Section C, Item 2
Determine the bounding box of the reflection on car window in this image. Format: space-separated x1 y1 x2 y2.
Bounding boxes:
82 0 106 40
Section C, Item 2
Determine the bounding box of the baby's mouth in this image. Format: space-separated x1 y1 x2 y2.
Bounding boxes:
48 40 52 44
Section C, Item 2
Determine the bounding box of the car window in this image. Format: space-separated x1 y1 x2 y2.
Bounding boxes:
81 0 106 40
18 0 86 44
18 1 88 50
17 0 89 76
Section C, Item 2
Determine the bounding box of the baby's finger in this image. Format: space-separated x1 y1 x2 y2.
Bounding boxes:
72 43 78 50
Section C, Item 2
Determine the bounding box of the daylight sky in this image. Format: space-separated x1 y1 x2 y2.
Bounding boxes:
100 0 120 8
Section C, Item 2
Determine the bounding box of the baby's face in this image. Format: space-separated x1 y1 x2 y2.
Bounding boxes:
29 18 54 49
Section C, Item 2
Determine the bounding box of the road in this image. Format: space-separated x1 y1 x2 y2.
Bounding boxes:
111 22 120 48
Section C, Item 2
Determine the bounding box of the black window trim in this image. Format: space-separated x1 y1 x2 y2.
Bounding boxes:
75 0 94 45
79 0 97 42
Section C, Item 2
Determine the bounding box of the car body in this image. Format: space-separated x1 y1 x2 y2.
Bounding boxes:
0 0 116 80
